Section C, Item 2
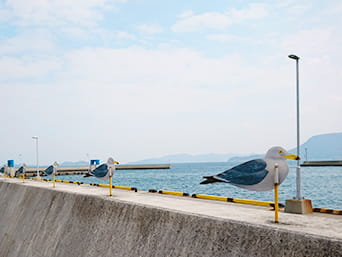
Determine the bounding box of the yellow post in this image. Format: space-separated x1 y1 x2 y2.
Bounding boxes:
274 163 279 223
22 173 25 183
53 174 56 188
109 176 113 196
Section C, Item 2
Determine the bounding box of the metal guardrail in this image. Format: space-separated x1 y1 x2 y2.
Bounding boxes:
313 208 342 215
191 194 284 208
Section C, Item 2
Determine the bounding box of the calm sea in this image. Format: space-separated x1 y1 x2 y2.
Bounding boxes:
56 162 342 210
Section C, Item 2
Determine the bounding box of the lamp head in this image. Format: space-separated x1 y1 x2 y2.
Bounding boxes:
288 54 300 60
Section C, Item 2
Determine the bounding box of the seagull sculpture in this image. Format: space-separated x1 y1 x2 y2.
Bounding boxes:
44 162 59 176
84 158 119 180
200 146 300 191
16 164 27 176
2 165 8 177
0 166 5 177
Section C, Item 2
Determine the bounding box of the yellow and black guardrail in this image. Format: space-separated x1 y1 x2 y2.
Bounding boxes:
158 190 189 197
191 194 285 208
148 190 282 208
55 179 83 185
313 208 342 215
21 176 137 192
40 178 83 185
148 189 189 196
90 183 138 192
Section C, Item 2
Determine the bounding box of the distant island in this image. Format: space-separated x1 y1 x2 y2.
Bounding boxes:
130 132 342 164
60 161 88 167
58 132 342 166
290 132 342 161
128 153 239 165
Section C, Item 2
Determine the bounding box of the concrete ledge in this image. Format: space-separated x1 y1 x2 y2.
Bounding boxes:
0 180 341 257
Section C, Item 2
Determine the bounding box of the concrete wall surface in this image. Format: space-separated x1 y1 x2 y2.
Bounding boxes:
0 181 341 257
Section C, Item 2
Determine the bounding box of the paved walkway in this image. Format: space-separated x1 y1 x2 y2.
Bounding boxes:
1 177 341 240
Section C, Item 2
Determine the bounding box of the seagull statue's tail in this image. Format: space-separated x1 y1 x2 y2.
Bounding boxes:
200 176 220 184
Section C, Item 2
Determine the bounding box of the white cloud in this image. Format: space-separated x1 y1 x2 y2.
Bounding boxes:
172 3 268 32
0 8 10 22
172 12 231 32
229 3 268 23
286 4 310 15
116 31 136 40
60 27 92 40
206 33 246 42
0 29 56 55
178 10 194 19
283 27 341 56
0 56 61 80
137 24 163 35
62 47 248 90
3 0 127 27
329 2 342 13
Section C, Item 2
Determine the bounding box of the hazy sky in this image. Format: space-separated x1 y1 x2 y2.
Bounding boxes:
1 0 341 165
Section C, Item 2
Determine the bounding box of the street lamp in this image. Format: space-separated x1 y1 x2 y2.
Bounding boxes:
32 136 40 179
288 54 302 200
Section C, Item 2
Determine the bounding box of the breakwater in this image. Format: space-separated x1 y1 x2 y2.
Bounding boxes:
23 164 171 177
301 160 342 166
0 180 341 257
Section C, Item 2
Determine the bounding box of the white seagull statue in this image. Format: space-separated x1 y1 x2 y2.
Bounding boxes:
84 158 119 180
200 146 300 191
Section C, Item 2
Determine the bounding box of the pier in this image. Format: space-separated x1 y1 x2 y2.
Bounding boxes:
301 160 342 166
24 164 171 176
0 178 341 257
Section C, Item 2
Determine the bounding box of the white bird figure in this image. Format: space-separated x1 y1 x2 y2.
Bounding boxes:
16 164 27 176
84 158 119 180
44 161 59 176
200 146 300 191
0 166 5 175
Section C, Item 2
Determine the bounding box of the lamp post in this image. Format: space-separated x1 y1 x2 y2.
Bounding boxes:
288 54 302 200
32 136 40 179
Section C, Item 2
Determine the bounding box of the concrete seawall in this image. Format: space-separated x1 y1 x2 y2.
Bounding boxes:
0 180 341 257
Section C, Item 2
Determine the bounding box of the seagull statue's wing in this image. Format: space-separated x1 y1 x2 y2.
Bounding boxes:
0 167 4 173
201 159 268 185
44 165 54 176
16 166 24 175
91 163 108 179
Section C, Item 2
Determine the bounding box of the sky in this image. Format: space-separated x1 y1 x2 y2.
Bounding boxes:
1 0 341 165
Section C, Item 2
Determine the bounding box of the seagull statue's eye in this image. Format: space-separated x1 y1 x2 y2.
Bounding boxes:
278 150 283 154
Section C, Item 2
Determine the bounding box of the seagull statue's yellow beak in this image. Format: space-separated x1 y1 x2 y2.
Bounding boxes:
281 154 301 160
114 161 119 164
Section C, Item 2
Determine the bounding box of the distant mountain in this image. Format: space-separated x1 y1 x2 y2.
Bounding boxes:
60 161 88 167
227 154 263 163
290 132 342 161
132 132 342 164
129 153 238 164
228 132 342 162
